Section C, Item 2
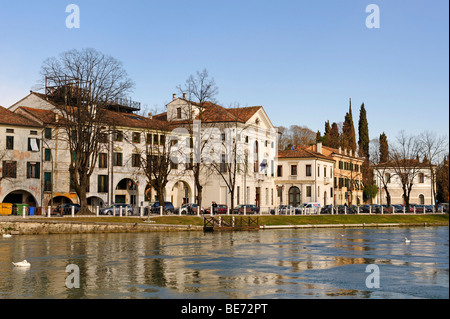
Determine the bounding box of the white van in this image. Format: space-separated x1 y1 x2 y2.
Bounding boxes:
301 202 321 215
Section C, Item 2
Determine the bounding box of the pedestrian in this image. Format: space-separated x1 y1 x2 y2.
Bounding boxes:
212 201 218 215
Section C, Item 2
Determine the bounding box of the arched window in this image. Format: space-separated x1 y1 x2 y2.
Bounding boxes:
289 187 301 207
419 194 425 205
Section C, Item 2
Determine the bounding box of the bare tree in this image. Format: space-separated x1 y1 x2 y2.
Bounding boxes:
390 131 423 210
175 69 219 209
370 138 391 206
418 131 448 209
39 48 135 214
208 105 250 210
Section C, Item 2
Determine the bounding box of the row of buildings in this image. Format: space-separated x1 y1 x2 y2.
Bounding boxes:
0 89 435 211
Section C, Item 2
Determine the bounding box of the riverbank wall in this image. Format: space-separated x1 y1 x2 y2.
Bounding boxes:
1 219 448 235
0 219 202 235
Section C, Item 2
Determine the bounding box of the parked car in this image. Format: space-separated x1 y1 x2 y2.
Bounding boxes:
99 204 133 216
176 203 203 215
320 205 334 214
232 204 259 214
204 204 228 214
271 205 295 215
146 201 175 215
437 203 449 213
60 203 81 215
300 202 321 214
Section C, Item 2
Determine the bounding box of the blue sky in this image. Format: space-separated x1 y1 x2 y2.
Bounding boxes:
0 0 448 143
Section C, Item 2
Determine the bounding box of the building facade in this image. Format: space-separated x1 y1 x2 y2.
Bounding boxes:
0 106 43 207
275 143 335 207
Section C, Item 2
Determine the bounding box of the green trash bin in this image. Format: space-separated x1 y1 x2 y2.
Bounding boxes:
15 204 29 216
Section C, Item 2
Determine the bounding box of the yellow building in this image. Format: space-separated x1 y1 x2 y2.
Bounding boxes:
306 144 364 205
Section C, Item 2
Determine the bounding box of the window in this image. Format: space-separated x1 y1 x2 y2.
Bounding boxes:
339 161 343 169
176 107 182 119
385 173 391 183
277 165 283 177
98 175 109 193
306 186 312 197
6 129 14 133
419 194 425 205
28 138 40 152
306 165 312 177
27 162 40 179
99 153 108 168
418 173 424 183
153 134 159 145
6 136 14 150
318 165 320 177
220 154 227 173
146 133 152 144
113 153 123 166
30 130 38 135
132 132 141 143
114 131 123 142
330 187 333 198
44 172 52 192
132 154 141 167
44 149 51 162
45 128 52 139
99 133 108 144
291 165 297 176
2 161 17 178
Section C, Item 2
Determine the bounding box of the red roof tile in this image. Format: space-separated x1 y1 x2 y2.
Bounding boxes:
0 105 41 127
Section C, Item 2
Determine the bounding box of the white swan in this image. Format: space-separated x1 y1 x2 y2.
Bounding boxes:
404 237 411 243
3 234 12 238
12 260 31 267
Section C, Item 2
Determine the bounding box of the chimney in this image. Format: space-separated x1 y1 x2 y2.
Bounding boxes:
344 149 347 156
338 146 342 154
172 93 177 101
183 93 187 100
55 114 59 123
349 149 352 157
317 142 322 154
148 112 152 119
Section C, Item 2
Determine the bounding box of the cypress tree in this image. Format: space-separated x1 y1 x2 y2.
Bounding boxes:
379 132 389 163
342 99 357 153
328 122 340 149
358 103 370 158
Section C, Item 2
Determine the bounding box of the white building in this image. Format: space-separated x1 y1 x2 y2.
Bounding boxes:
275 143 335 207
4 91 278 212
373 162 435 205
0 105 43 207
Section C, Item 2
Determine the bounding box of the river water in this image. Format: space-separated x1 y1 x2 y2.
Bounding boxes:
0 227 448 299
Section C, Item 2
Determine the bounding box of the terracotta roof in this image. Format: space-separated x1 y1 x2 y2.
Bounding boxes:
278 146 333 161
102 109 169 131
0 105 42 127
17 107 58 124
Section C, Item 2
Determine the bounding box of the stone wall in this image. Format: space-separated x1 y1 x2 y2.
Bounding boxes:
1 220 202 235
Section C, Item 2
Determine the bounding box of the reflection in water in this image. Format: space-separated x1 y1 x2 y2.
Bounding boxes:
0 227 448 299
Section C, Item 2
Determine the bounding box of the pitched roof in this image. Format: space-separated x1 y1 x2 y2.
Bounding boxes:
102 109 169 131
277 146 334 161
0 105 41 127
